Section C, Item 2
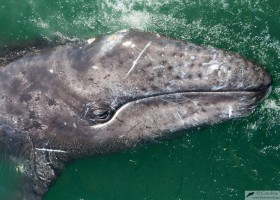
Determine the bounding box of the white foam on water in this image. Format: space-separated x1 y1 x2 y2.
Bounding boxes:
73 16 97 30
121 11 151 30
52 31 80 42
30 17 49 29
260 144 280 155
261 99 280 111
101 0 185 30
246 122 258 131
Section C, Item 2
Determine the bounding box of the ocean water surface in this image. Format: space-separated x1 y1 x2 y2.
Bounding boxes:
0 0 279 199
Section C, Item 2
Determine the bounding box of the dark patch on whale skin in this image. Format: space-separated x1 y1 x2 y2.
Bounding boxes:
29 111 37 120
20 93 32 102
0 30 272 199
46 97 57 107
69 46 93 72
4 101 24 116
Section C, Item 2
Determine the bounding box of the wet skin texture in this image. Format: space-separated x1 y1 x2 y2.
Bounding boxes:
0 30 272 199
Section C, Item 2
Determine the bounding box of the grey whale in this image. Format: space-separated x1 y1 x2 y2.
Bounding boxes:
0 30 272 199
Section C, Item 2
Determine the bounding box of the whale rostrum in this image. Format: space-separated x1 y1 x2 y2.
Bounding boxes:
0 30 272 199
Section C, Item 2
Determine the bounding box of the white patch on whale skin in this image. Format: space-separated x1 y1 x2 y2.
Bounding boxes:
211 85 224 91
107 34 121 42
123 41 136 48
190 56 197 61
119 29 128 33
49 69 54 74
123 41 132 46
87 38 95 44
152 65 165 70
73 123 77 128
12 117 17 124
99 31 127 56
92 65 99 70
207 61 220 74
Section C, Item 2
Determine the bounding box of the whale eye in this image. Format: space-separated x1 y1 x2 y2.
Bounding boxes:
83 105 113 125
92 108 111 121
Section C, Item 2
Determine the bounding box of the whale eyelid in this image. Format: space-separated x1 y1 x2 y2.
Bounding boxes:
92 108 109 116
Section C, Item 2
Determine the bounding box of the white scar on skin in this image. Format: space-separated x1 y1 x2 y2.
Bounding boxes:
35 148 68 153
125 41 152 78
228 105 233 118
134 46 153 61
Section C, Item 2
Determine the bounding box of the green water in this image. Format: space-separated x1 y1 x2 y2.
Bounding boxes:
0 0 279 199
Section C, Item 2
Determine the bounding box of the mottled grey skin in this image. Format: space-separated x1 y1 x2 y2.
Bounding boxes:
0 30 272 199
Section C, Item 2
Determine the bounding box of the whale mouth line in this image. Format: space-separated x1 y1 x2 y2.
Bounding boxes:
123 86 272 105
91 86 271 129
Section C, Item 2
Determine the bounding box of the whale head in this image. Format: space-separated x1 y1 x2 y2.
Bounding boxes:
0 30 272 199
